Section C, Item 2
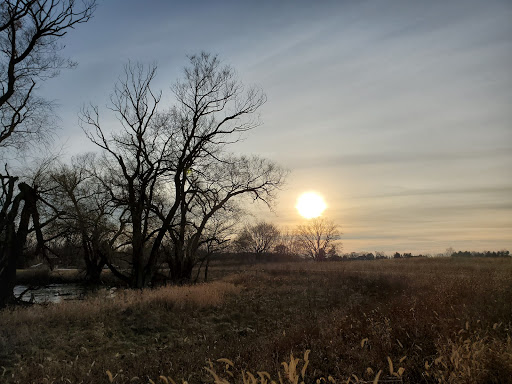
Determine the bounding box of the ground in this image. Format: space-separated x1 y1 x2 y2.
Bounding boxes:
1 258 511 383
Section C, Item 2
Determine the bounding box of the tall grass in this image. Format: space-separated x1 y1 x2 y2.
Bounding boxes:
1 258 511 383
1 281 240 324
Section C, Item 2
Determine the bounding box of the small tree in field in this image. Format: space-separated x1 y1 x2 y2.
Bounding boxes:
234 221 280 254
273 227 300 256
296 218 341 261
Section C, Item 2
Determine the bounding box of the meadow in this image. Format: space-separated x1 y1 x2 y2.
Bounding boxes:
1 257 511 383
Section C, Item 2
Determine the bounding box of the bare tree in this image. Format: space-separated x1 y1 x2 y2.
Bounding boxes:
45 154 122 283
145 53 273 284
181 206 241 283
165 156 284 282
295 218 341 261
0 0 96 150
81 63 168 287
274 226 300 255
0 0 96 308
234 221 280 254
0 157 62 306
82 54 285 287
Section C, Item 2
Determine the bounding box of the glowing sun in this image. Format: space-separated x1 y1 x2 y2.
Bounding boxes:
296 192 327 219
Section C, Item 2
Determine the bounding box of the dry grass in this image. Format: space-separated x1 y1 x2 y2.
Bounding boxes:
145 350 398 384
2 280 240 324
1 258 511 383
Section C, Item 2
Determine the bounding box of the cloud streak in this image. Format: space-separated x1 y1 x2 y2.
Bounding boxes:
285 148 512 169
35 0 512 253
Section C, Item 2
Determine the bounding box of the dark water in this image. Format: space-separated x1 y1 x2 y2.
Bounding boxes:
13 284 116 304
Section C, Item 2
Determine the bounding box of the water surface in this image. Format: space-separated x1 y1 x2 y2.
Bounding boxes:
13 284 116 304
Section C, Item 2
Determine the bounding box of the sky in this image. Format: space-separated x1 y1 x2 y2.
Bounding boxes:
38 0 512 255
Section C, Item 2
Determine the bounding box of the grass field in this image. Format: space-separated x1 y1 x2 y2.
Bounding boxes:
1 258 511 383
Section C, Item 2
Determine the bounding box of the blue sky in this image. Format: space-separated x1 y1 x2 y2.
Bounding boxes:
40 0 512 254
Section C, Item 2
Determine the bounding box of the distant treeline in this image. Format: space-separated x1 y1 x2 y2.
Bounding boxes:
213 251 427 264
210 250 512 263
23 248 511 270
212 252 303 265
451 250 510 258
331 252 425 261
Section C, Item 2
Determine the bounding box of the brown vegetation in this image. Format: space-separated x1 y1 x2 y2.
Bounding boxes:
1 258 511 383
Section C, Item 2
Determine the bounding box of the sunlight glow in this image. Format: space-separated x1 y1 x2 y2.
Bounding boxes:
296 192 327 219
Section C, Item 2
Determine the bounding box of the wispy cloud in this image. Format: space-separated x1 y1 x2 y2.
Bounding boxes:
285 148 512 169
36 0 512 253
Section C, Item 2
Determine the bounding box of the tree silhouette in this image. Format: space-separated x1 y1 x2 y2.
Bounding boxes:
296 218 341 261
0 0 96 307
82 54 285 287
234 221 281 254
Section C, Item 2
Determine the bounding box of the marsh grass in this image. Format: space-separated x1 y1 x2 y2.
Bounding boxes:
2 281 240 324
1 258 511 383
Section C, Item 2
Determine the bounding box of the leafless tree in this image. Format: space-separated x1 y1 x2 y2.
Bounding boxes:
81 62 172 287
0 156 63 306
274 226 300 255
82 54 285 287
165 156 284 282
0 0 96 307
146 53 274 284
234 221 280 254
175 206 241 284
0 174 41 306
0 0 96 150
45 154 123 283
296 218 341 261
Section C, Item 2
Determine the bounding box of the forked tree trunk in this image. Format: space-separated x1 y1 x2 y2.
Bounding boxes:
168 248 195 285
84 259 105 284
0 183 39 308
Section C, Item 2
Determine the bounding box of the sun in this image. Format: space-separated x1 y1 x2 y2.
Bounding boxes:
296 192 327 219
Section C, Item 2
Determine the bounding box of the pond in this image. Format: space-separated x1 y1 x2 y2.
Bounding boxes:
13 284 116 304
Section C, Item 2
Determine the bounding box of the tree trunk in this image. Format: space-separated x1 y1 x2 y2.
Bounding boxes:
168 247 195 285
85 261 104 285
0 233 17 308
131 263 145 289
204 256 210 282
0 183 38 308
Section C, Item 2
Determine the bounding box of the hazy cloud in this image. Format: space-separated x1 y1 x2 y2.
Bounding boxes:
37 0 512 253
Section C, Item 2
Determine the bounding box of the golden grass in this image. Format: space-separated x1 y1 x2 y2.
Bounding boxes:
1 281 240 325
141 351 400 384
141 339 510 384
1 257 511 383
424 322 512 383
